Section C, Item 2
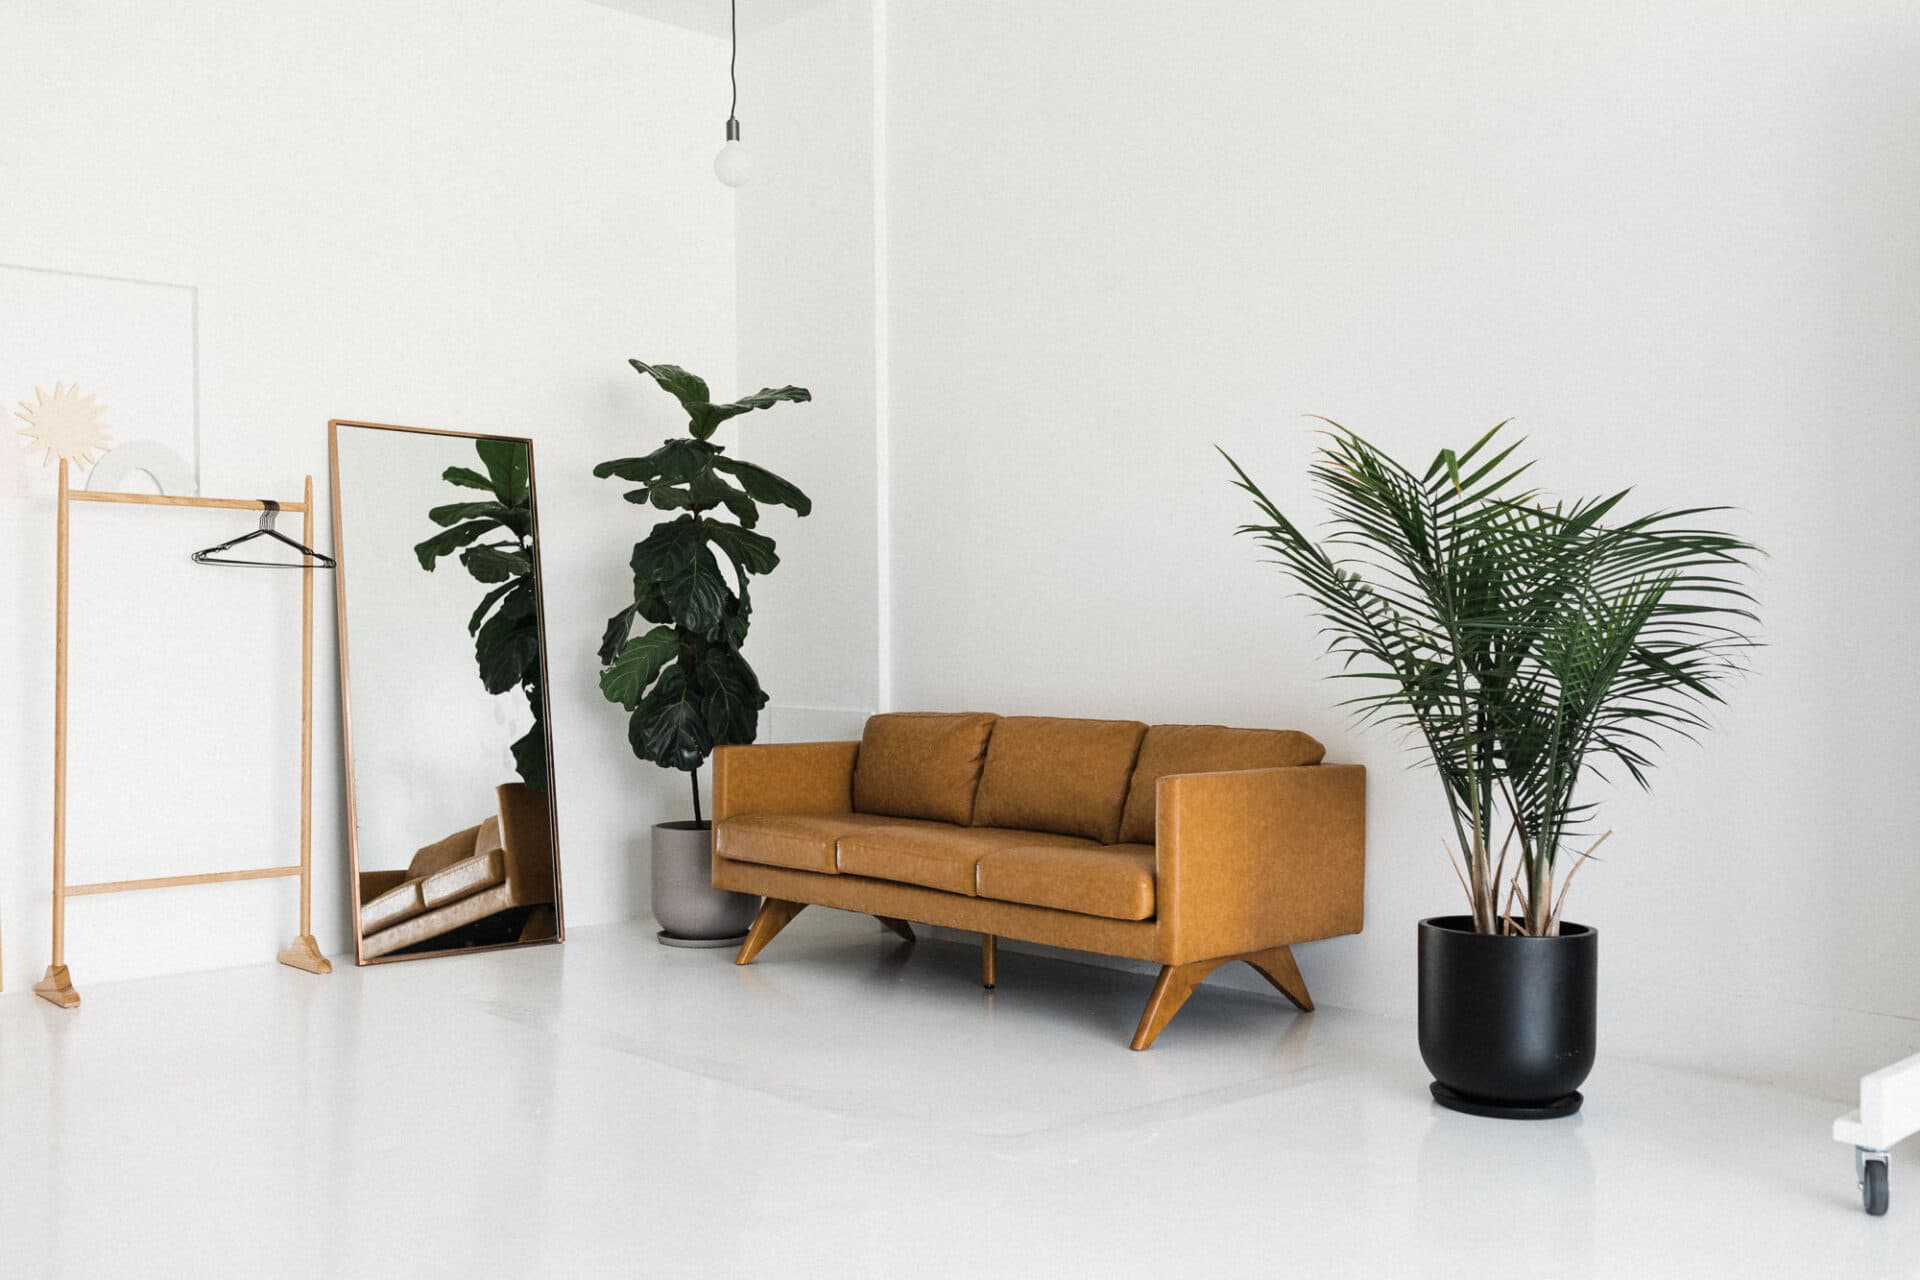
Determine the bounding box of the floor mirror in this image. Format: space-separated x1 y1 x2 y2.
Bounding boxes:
330 420 563 964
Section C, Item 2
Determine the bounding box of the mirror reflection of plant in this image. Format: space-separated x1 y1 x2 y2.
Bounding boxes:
414 438 547 792
1224 422 1760 936
594 360 812 823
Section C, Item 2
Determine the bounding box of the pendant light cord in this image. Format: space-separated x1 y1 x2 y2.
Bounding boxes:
729 0 739 120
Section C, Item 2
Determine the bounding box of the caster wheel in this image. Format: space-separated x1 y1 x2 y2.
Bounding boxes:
1864 1158 1890 1216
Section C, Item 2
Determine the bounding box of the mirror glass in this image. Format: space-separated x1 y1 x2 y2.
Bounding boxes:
331 421 562 963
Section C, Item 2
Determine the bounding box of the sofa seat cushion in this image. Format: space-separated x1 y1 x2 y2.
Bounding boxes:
715 812 907 875
852 711 998 825
975 843 1157 921
420 847 506 909
1117 723 1327 844
970 716 1147 843
361 877 427 934
837 824 1097 896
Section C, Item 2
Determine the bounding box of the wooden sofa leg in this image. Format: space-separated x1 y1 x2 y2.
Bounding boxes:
1130 948 1314 1050
875 916 916 943
982 934 997 989
1130 959 1228 1050
735 899 807 966
1243 944 1314 1011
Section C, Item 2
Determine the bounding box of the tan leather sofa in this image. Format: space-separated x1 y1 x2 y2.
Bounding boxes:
358 783 558 959
712 713 1365 1048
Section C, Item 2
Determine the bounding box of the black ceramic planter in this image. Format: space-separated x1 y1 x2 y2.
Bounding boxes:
1417 915 1597 1119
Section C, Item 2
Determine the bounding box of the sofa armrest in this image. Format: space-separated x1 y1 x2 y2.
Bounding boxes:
1154 763 1365 964
712 741 860 822
360 869 409 900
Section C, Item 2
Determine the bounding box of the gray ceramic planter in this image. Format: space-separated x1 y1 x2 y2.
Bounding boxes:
650 820 757 947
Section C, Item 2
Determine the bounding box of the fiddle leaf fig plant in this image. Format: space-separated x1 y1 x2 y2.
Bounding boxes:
595 360 811 821
1224 422 1760 936
415 437 546 791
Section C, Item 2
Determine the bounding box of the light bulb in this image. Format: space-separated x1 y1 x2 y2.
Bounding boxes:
714 139 752 188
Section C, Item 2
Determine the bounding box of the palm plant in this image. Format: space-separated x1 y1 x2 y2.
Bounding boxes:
594 360 811 822
1223 423 1759 936
414 438 546 790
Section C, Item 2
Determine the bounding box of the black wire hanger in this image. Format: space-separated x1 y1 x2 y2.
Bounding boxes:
191 500 336 569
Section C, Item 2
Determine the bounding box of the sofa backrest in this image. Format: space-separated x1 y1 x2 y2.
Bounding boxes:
971 716 1148 844
1116 723 1326 844
852 711 998 824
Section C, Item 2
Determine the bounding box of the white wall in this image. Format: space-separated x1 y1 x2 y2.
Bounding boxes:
0 0 735 986
735 0 881 742
852 0 1920 1098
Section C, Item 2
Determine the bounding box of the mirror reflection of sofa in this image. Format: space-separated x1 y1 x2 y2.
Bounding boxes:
358 783 557 958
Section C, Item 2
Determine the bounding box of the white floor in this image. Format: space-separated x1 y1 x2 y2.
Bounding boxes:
0 916 1909 1279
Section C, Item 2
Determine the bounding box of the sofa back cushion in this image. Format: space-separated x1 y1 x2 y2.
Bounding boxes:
971 716 1147 843
852 711 998 825
1117 723 1326 844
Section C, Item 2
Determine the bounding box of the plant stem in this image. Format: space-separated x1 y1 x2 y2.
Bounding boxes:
691 765 703 825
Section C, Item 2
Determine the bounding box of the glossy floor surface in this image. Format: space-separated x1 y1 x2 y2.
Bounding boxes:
1 916 1911 1278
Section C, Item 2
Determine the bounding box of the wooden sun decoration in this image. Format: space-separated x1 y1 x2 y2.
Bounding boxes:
15 381 113 468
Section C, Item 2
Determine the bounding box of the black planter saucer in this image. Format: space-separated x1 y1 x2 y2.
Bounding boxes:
1431 1082 1583 1120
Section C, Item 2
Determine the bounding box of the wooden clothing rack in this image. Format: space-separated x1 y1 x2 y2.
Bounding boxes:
32 459 332 1009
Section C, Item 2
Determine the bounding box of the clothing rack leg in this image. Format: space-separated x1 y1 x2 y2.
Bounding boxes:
36 459 79 1009
279 474 331 977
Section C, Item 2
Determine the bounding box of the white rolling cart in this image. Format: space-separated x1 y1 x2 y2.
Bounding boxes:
1834 1050 1920 1215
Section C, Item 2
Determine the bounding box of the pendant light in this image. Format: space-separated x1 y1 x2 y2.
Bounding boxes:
713 0 751 187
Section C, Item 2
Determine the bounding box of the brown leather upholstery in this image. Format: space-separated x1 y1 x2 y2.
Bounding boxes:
851 712 997 824
420 847 506 908
970 716 1146 843
1155 764 1365 964
710 718 1365 985
715 856 1163 961
837 824 1095 895
713 812 905 875
410 822 486 879
359 782 561 959
359 869 409 901
975 842 1157 921
361 877 426 933
1118 724 1326 844
713 740 859 818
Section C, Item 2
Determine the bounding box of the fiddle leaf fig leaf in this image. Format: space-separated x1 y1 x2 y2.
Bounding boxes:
629 517 728 638
468 579 520 636
711 457 811 516
699 385 813 435
415 520 493 570
476 438 530 505
475 597 539 695
703 518 779 578
697 647 766 745
592 439 719 484
441 465 494 492
599 625 679 710
689 469 759 527
632 666 711 770
599 604 638 665
596 457 658 482
629 361 712 419
462 544 532 583
510 724 547 792
428 501 507 528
